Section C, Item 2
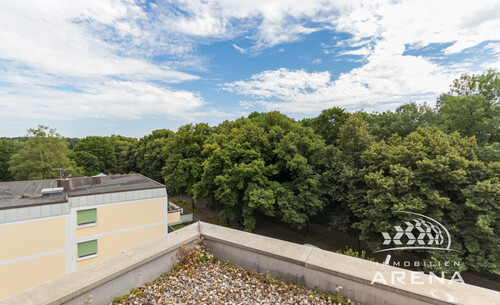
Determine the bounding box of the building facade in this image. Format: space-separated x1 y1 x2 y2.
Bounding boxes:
0 174 176 300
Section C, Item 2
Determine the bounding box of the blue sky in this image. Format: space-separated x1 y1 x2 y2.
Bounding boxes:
0 0 499 138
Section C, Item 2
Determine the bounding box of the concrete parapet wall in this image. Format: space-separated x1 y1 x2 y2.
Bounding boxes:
0 189 167 225
199 222 499 305
169 213 194 226
0 203 69 224
2 222 499 305
68 188 166 209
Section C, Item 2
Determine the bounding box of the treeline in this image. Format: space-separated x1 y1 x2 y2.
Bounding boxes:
0 70 498 276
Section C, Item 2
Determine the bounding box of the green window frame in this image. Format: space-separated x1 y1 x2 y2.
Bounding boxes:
77 208 97 226
78 240 97 258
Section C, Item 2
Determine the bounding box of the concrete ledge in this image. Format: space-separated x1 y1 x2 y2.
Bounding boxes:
200 222 313 266
200 222 500 305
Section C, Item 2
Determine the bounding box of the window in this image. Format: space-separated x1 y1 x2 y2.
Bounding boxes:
78 240 97 258
77 208 97 226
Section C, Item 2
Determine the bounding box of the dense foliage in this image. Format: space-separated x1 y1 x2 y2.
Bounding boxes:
71 136 117 175
194 113 326 231
7 125 81 180
1 70 498 276
0 139 15 181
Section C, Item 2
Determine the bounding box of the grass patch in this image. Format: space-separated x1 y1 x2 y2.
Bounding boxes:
171 222 194 230
169 196 201 214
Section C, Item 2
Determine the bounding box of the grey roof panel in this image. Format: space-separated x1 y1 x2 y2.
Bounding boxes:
0 174 164 209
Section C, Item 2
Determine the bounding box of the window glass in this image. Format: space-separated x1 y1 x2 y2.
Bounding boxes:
78 240 97 258
77 209 97 225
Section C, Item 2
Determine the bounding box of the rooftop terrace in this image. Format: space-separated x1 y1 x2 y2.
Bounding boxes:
0 174 164 210
111 244 357 304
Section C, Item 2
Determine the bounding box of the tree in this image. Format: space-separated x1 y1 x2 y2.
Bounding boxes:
346 127 498 274
338 114 375 164
0 139 15 181
125 129 173 182
109 135 137 173
9 125 81 180
365 102 436 140
460 165 500 274
445 69 500 102
311 107 350 145
247 111 266 119
437 70 500 144
68 151 100 176
66 138 81 149
438 94 499 144
320 114 374 234
299 117 313 128
478 142 500 162
72 136 117 174
163 123 213 195
194 112 326 231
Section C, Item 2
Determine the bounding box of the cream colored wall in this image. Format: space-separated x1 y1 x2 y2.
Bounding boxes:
0 252 66 300
0 197 167 299
0 217 66 300
77 198 164 238
76 198 166 269
167 211 181 223
77 224 163 269
0 217 65 262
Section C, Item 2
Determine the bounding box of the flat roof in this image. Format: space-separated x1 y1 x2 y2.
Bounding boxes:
0 174 165 210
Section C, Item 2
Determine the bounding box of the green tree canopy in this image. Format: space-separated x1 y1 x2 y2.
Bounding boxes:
163 123 213 195
345 127 498 274
320 114 374 233
195 112 326 231
0 139 15 181
72 136 117 174
365 102 436 140
460 164 500 274
9 125 81 180
438 94 499 144
311 107 350 145
437 70 500 144
125 129 174 182
446 69 500 101
109 135 137 173
68 150 100 176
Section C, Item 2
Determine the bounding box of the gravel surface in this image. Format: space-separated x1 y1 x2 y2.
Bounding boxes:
111 244 359 305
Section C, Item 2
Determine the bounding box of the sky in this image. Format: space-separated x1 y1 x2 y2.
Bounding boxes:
0 0 499 138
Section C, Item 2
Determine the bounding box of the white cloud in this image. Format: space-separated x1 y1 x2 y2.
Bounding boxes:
1 0 499 122
332 0 500 57
232 44 247 54
0 81 206 120
163 0 351 50
0 0 209 121
222 57 461 113
221 0 500 113
224 68 331 101
0 0 202 79
239 101 257 109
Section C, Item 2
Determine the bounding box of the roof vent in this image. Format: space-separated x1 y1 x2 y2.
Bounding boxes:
41 187 64 197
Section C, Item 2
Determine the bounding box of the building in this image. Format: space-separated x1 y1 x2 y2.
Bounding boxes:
0 174 179 300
